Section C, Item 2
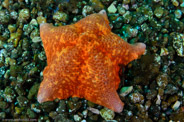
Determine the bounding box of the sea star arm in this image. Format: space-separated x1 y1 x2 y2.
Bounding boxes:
40 23 78 65
37 46 82 103
100 32 146 65
78 50 124 113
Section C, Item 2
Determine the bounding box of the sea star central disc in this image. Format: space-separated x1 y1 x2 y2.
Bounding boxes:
37 10 146 113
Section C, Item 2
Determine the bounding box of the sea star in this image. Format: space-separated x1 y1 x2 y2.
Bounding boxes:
37 10 146 113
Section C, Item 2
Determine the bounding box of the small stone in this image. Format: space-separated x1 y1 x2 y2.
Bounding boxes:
10 65 22 77
8 25 16 33
123 0 130 4
0 112 6 119
156 95 161 105
17 96 29 107
38 51 46 61
22 38 30 50
172 0 179 6
41 101 56 112
31 104 41 113
154 7 164 18
0 101 7 109
180 2 184 7
27 83 39 100
23 24 34 36
161 101 168 111
11 49 18 59
160 48 169 56
49 111 58 119
145 100 151 110
74 114 82 122
82 5 93 17
30 19 38 26
2 0 9 9
123 11 132 23
15 85 25 96
30 28 39 39
0 10 10 24
4 86 16 102
129 92 144 103
10 11 18 20
100 108 115 120
174 10 182 19
172 33 184 57
26 108 37 118
117 5 126 15
32 37 42 43
165 84 178 95
153 0 161 2
82 110 88 118
15 107 24 114
108 3 117 14
156 73 168 89
172 101 181 111
19 8 30 22
87 107 100 114
36 16 46 25
56 100 66 113
119 86 133 97
90 0 104 11
53 11 68 22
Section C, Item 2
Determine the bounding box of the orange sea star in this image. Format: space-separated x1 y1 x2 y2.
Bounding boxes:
37 10 146 113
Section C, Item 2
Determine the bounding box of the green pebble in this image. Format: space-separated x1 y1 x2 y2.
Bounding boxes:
100 108 115 120
11 49 18 59
10 65 22 77
172 0 179 6
113 16 123 29
90 0 104 11
120 86 133 97
117 5 126 15
23 24 34 36
0 10 10 24
15 85 25 96
0 112 6 119
22 38 30 51
8 25 16 33
10 11 18 20
174 10 182 19
154 7 164 18
19 9 30 22
56 100 66 113
26 108 37 118
17 96 29 107
123 0 130 4
53 11 68 22
15 107 24 114
107 3 117 14
27 83 39 100
29 67 38 75
0 101 7 109
49 111 58 119
41 101 56 112
30 28 39 39
172 33 184 57
4 86 16 102
123 11 132 23
108 13 119 21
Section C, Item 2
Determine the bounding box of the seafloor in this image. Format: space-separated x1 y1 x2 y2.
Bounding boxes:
0 0 184 121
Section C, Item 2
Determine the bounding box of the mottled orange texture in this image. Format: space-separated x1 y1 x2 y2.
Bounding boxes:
37 10 146 113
